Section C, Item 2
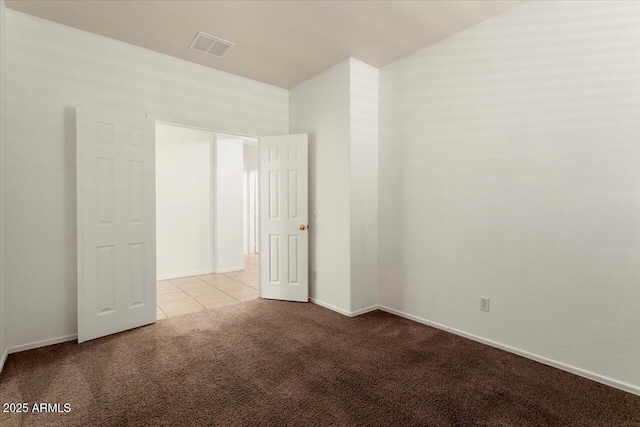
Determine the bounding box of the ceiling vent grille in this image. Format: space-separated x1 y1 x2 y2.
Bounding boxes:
189 32 235 58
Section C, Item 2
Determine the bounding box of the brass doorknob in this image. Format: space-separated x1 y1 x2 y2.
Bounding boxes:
299 224 306 230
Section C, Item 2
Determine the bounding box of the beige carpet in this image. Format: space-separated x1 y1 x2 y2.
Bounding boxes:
1 299 638 426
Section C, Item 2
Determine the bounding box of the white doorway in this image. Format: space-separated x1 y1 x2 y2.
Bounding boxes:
156 123 215 280
154 123 260 319
77 107 310 339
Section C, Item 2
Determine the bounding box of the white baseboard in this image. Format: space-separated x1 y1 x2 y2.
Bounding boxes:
0 347 7 373
310 298 352 316
158 266 246 280
310 298 377 318
157 268 216 281
378 305 640 397
7 334 77 355
215 266 245 274
349 305 379 317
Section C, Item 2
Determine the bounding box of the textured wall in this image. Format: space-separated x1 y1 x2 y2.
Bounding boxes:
289 58 379 315
5 10 288 349
215 138 245 272
349 59 378 312
379 0 640 392
156 123 215 280
289 60 352 312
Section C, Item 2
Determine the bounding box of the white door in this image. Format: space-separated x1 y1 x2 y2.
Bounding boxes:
259 134 308 302
76 106 156 343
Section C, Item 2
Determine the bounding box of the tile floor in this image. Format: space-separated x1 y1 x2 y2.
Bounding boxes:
156 254 259 320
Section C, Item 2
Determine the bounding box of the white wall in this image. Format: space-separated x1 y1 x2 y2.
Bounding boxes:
156 126 245 278
349 59 378 312
289 58 379 315
290 59 352 313
243 144 259 174
0 0 7 369
4 10 288 350
156 123 214 279
379 0 640 393
215 138 244 272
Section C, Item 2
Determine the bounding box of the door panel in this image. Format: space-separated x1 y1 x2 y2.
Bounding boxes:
77 106 156 343
259 134 308 302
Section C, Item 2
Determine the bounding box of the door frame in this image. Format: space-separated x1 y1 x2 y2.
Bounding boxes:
247 170 259 255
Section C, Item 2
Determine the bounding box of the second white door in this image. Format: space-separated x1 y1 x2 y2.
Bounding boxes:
259 134 309 302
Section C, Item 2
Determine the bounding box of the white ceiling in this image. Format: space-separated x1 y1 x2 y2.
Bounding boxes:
6 0 522 89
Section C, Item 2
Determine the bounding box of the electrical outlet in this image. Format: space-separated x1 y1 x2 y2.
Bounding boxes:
313 270 318 281
313 207 319 217
480 297 490 312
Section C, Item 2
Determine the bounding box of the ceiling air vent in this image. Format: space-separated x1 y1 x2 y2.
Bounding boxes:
189 32 235 58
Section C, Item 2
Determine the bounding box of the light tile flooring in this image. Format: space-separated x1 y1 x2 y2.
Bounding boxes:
156 254 259 320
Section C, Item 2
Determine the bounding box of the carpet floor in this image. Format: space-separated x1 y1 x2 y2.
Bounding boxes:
1 299 639 426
